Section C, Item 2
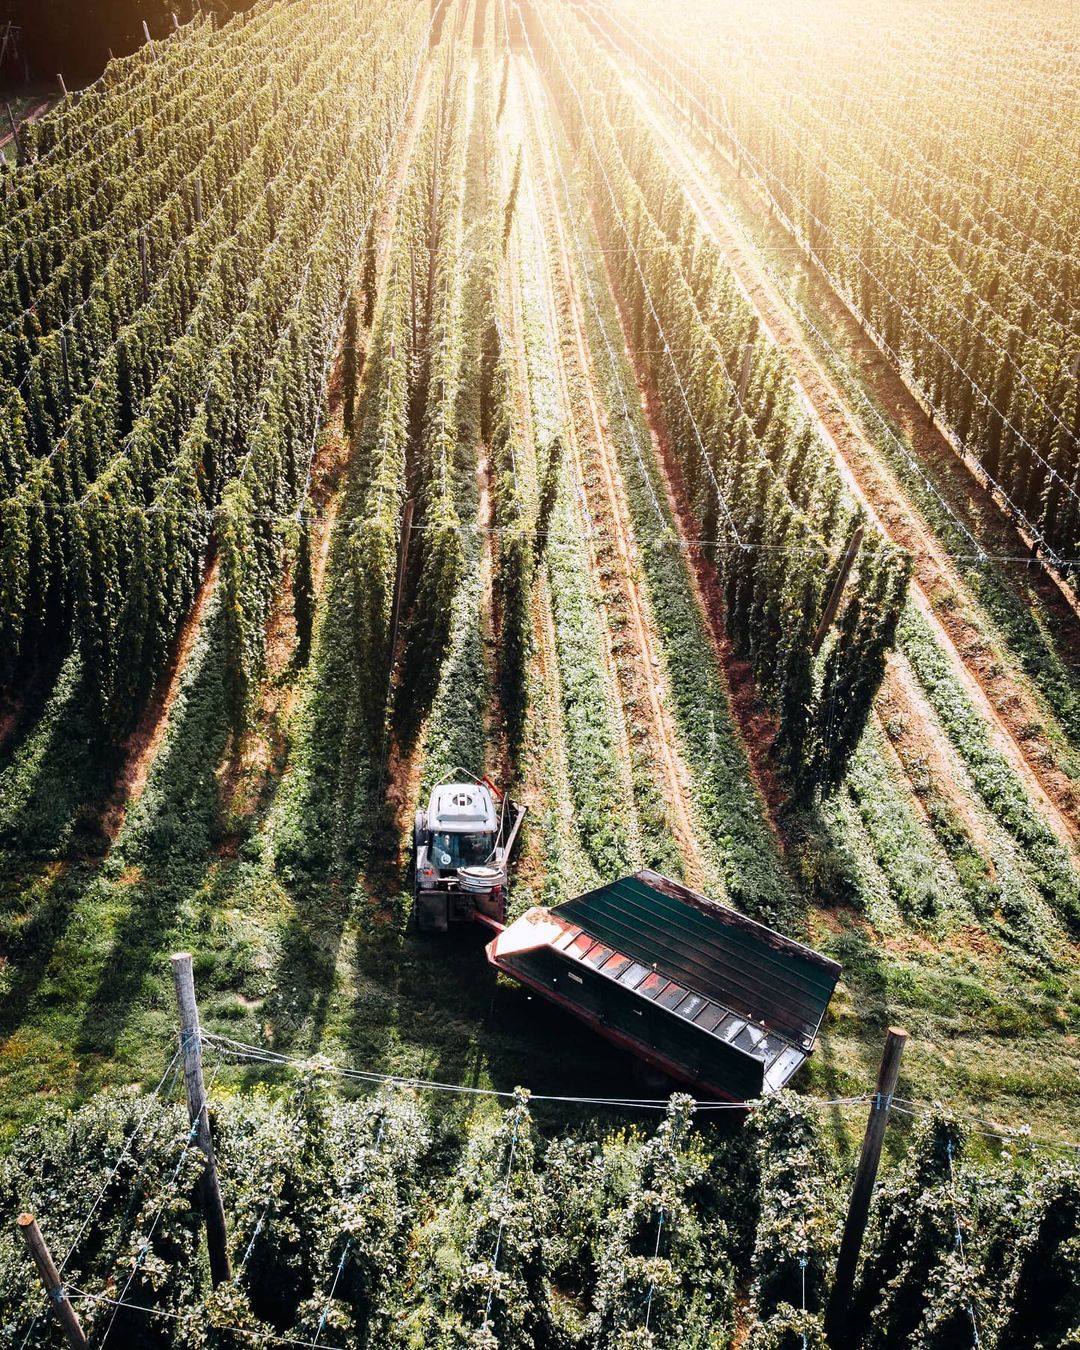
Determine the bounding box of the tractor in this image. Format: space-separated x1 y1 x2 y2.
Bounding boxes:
413 771 527 932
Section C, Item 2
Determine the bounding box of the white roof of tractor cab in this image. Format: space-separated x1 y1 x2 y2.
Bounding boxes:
429 783 498 833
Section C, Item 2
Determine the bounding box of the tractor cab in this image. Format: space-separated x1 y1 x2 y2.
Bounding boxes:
414 776 526 932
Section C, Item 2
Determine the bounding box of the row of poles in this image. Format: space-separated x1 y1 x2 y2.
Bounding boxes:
18 954 228 1349
16 949 907 1349
4 11 188 165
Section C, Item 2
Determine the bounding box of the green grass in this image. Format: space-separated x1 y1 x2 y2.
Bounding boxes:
2 66 1080 1159
545 98 792 923
510 116 637 883
899 603 1080 936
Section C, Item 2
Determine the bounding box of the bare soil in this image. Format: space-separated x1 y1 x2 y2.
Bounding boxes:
521 56 706 887
630 79 1080 848
99 554 220 841
509 63 642 860
602 247 790 840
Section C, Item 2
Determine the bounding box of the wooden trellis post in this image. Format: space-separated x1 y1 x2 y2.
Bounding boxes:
171 952 232 1286
5 100 21 162
824 1026 908 1345
812 524 864 656
17 1214 88 1349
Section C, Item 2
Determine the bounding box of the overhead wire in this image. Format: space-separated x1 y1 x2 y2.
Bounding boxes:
588 1 1080 544
523 0 743 547
16 1046 184 1350
586 4 1076 576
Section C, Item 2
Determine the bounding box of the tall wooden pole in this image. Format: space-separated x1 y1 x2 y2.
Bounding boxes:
5 101 20 161
56 73 68 97
170 952 232 1286
138 231 150 304
16 1215 88 1349
824 1025 908 1347
737 337 754 407
59 330 71 403
812 524 864 656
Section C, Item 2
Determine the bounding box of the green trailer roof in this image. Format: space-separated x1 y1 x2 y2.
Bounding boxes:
553 870 840 1050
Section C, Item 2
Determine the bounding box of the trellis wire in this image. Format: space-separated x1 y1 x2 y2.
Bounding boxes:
68 1289 349 1350
481 1098 525 1330
98 1059 222 1349
235 1079 313 1276
202 1030 873 1113
310 1115 386 1348
16 1045 184 1350
945 1137 982 1348
642 1205 664 1330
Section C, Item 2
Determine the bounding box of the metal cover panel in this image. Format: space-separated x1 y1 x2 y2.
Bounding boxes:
552 926 581 951
600 952 632 978
693 1002 729 1033
764 1044 808 1092
552 871 840 1046
568 932 596 960
637 971 667 1000
583 942 615 969
716 1014 745 1043
656 981 688 1010
674 991 707 1021
734 1023 766 1056
618 961 651 990
759 1032 790 1067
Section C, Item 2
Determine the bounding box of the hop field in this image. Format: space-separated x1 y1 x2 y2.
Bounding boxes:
0 0 1078 1345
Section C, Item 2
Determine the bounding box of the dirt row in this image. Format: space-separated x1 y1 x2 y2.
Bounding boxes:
626 75 1080 850
505 61 642 864
496 61 579 884
102 58 437 850
519 54 709 890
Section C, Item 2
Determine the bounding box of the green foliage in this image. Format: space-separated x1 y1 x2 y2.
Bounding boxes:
629 0 1080 563
489 333 536 757
0 0 425 731
589 1096 735 1349
536 2 912 793
503 147 523 253
991 1167 1080 1350
853 1115 978 1348
749 1093 839 1325
1 1084 1078 1348
540 103 789 914
343 295 361 436
293 513 315 666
